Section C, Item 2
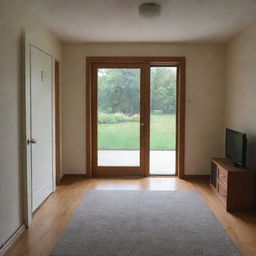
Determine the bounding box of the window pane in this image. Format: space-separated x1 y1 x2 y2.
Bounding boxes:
97 68 140 166
150 67 177 175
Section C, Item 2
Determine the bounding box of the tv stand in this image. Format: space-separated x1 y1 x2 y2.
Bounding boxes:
210 158 255 212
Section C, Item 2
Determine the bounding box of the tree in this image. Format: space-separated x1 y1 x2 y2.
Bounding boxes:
151 67 177 113
98 68 140 115
98 67 177 115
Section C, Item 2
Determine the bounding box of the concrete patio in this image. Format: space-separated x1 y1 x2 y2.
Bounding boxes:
98 150 176 175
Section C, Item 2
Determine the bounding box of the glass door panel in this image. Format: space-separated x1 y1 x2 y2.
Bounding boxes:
149 67 177 175
97 68 141 167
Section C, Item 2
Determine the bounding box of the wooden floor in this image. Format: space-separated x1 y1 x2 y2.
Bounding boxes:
5 176 256 256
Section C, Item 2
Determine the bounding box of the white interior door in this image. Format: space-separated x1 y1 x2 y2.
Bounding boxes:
30 46 53 211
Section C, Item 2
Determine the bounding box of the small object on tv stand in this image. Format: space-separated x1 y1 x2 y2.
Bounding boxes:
210 158 255 212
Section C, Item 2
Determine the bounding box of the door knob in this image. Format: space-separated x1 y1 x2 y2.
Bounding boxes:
27 138 37 145
141 123 144 127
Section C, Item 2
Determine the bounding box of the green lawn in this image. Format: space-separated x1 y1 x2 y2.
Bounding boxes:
98 114 176 150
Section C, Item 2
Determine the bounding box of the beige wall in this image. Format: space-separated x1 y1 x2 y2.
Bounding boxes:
62 43 225 175
0 0 62 247
225 22 256 170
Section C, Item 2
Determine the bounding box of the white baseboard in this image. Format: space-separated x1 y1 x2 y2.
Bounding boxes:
0 225 25 256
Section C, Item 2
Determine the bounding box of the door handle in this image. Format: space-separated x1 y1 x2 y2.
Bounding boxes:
27 138 38 145
141 123 144 127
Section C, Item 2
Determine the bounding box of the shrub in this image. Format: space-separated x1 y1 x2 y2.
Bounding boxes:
113 113 129 123
129 114 140 122
98 113 111 124
152 110 162 114
98 112 131 124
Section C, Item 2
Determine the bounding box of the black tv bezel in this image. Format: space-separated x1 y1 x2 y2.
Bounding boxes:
225 128 247 168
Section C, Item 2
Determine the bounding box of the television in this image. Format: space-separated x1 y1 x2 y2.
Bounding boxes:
225 128 247 168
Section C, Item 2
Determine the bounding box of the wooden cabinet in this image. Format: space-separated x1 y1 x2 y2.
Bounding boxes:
210 158 255 212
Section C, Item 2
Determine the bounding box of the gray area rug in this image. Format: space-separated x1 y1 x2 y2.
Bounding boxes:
50 190 241 256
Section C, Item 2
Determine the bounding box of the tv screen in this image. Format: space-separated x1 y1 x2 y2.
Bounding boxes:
226 128 247 167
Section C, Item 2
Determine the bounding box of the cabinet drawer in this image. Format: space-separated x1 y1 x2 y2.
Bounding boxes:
217 181 227 205
218 167 228 185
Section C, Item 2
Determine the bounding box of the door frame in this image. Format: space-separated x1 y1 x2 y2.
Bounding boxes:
23 34 56 227
86 57 185 178
91 62 147 176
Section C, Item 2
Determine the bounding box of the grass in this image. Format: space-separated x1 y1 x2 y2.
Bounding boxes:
98 113 176 150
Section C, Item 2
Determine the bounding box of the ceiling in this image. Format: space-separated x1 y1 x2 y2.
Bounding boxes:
27 0 256 43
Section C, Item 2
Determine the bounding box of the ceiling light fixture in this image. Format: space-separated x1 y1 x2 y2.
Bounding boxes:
138 2 162 18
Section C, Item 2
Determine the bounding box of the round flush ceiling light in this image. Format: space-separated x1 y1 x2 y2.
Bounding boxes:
138 2 162 18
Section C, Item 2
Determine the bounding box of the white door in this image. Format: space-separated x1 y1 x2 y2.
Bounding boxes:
30 46 53 211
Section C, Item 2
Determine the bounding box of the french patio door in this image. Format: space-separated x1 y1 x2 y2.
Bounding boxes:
87 57 185 178
91 63 149 176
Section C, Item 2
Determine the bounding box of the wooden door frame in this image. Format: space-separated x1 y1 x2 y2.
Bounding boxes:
86 57 185 178
91 62 147 177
